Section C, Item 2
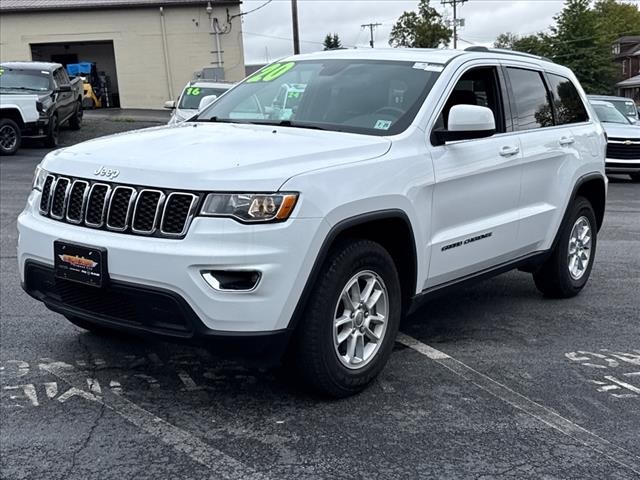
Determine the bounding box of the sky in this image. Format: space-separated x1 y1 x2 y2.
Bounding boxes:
238 0 570 64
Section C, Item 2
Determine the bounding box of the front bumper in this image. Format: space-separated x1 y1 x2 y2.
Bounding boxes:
22 118 50 139
605 158 640 174
18 190 327 335
22 261 291 358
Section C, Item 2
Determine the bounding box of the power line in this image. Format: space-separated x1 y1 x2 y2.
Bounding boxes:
361 23 382 48
441 0 467 49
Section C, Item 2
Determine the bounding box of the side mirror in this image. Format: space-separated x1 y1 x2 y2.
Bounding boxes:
434 104 496 144
164 100 176 110
198 95 218 111
56 85 72 93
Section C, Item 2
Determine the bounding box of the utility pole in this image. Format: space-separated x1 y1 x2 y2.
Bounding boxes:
441 0 467 49
361 22 382 48
291 0 300 54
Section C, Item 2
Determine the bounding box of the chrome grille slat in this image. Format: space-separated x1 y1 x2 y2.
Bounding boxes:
40 174 197 239
106 186 137 231
132 189 165 234
50 177 71 220
39 175 56 215
65 180 89 224
85 183 111 228
160 193 198 236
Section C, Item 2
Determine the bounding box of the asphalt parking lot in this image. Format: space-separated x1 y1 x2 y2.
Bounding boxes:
1 119 639 480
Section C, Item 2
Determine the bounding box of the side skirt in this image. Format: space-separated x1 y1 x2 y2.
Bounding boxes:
408 250 549 315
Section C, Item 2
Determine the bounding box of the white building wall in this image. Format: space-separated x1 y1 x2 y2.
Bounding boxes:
0 4 245 108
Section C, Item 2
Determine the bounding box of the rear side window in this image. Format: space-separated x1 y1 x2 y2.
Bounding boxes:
547 74 589 125
507 68 553 130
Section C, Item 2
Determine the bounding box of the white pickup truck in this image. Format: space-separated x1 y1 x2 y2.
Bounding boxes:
0 61 83 155
0 94 39 155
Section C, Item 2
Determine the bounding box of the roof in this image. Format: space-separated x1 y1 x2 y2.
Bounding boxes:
0 0 239 13
587 94 637 102
0 61 61 71
613 36 640 44
288 46 557 68
616 75 640 88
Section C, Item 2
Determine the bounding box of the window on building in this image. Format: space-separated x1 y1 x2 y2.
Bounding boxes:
506 68 554 130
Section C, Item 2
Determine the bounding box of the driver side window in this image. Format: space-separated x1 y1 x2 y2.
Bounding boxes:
434 66 506 134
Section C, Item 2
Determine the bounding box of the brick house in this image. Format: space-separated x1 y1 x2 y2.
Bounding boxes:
612 36 640 103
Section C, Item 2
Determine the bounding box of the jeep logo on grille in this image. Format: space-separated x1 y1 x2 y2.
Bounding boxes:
94 166 120 179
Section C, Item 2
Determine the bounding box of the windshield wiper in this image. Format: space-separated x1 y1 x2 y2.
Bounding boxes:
246 120 332 131
0 86 42 91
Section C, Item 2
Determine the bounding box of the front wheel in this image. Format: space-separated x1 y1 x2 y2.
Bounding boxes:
69 101 83 130
289 239 402 397
630 173 640 183
0 118 21 155
44 115 59 148
533 196 597 298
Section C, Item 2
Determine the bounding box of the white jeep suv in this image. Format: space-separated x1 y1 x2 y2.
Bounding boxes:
18 48 607 397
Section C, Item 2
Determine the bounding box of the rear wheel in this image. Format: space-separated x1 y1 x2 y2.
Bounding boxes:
630 173 640 183
0 118 21 155
69 101 83 130
289 239 401 398
44 115 59 148
533 196 597 298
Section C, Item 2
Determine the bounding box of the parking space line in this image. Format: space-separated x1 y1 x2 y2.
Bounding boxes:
39 361 271 480
396 333 640 476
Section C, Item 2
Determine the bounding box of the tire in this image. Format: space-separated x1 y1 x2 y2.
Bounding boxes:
44 115 59 148
69 101 83 130
288 239 402 398
630 174 640 183
533 196 597 298
0 118 22 156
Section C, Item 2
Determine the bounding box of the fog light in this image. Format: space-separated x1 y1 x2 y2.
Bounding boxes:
201 270 261 292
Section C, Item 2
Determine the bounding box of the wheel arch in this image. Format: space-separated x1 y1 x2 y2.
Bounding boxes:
574 173 606 231
288 209 418 331
0 108 26 128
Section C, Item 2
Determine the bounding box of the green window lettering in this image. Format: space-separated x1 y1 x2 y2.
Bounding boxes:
247 62 295 83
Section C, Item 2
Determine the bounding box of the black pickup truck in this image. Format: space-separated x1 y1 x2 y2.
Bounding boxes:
0 61 83 155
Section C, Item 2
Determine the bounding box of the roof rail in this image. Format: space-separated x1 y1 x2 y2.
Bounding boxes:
464 46 554 64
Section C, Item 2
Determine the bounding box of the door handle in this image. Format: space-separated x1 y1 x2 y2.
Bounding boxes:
559 136 575 146
499 145 520 157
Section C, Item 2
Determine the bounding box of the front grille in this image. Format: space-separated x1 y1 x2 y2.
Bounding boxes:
66 181 88 223
607 138 640 160
50 178 70 219
39 174 200 239
161 193 197 235
39 175 55 213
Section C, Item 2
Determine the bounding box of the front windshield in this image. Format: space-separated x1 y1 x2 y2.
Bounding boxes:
607 99 638 118
196 59 440 136
592 103 631 124
0 68 51 91
178 86 230 109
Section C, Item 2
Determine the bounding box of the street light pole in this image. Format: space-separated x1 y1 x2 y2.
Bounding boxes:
291 0 300 54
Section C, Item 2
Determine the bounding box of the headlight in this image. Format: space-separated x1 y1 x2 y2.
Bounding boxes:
32 166 49 191
200 193 298 223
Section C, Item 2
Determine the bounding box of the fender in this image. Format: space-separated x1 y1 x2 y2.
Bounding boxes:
287 209 418 331
551 172 606 251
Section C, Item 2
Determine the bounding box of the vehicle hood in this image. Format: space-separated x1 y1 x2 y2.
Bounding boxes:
42 122 392 191
169 108 197 124
601 122 640 139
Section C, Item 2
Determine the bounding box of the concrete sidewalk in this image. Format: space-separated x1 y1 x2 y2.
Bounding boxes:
84 108 170 124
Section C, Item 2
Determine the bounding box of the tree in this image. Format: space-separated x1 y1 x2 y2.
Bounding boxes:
494 0 640 94
389 0 452 48
493 32 519 49
323 33 342 51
